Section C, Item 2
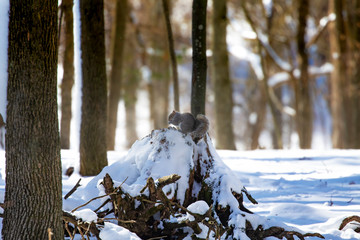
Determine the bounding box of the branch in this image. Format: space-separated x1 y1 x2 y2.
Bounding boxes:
241 2 292 72
306 14 335 48
64 178 81 199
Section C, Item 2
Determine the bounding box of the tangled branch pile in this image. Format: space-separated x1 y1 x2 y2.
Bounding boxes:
63 128 324 239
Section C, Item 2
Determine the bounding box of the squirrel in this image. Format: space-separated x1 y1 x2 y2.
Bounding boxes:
168 110 209 141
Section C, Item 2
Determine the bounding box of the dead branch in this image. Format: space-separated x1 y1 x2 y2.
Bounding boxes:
64 178 81 199
63 211 100 239
339 215 360 232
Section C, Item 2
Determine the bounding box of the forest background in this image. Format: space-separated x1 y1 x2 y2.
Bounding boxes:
1 0 360 152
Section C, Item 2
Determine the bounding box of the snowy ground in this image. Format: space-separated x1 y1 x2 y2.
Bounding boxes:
0 147 359 239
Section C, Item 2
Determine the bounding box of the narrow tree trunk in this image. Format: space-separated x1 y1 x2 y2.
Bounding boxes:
348 0 360 148
79 0 108 175
191 0 208 116
107 0 128 150
329 0 348 148
60 0 74 149
148 0 170 129
212 0 236 150
124 37 139 148
162 0 180 111
295 0 312 149
3 1 63 239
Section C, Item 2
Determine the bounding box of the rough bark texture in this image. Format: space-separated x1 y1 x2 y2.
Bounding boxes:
3 0 63 239
295 0 312 149
107 0 128 150
79 0 108 175
60 0 74 149
191 0 208 117
212 0 236 150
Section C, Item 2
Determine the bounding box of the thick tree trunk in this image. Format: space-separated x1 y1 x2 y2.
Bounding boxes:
60 0 74 149
79 0 108 175
191 0 208 117
212 0 236 150
3 1 63 239
295 0 312 149
107 0 128 150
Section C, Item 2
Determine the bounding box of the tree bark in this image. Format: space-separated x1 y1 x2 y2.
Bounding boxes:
191 0 208 117
79 0 108 175
60 0 74 149
3 0 63 239
295 0 312 149
107 0 128 150
212 0 236 150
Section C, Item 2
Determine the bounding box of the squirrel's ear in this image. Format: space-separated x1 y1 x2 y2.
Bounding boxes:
172 110 176 113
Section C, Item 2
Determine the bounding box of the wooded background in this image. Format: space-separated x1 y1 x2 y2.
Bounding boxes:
57 0 359 152
3 0 360 153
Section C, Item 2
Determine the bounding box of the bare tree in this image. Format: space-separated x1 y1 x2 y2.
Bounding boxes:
79 0 108 175
3 0 63 238
191 0 208 117
212 0 236 149
107 0 128 150
162 0 180 111
295 0 313 148
60 0 74 149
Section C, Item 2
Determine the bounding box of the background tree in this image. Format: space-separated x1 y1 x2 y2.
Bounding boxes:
162 0 180 111
79 0 108 175
191 0 208 117
295 0 312 149
212 0 236 149
329 0 347 148
107 0 128 150
60 0 75 149
123 17 140 148
3 0 63 238
147 0 170 129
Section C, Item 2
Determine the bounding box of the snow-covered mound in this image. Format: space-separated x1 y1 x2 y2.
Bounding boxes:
65 127 243 210
64 128 330 239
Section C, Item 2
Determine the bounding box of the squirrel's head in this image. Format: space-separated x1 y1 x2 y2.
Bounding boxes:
168 110 181 125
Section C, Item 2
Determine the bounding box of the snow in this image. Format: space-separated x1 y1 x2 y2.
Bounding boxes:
0 145 360 239
0 0 9 120
99 222 141 240
72 208 98 223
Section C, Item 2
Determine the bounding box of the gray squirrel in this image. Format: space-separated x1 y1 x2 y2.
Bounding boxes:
168 110 209 140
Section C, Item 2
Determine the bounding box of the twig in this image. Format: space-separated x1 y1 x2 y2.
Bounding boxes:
71 176 128 213
64 178 81 199
97 217 136 224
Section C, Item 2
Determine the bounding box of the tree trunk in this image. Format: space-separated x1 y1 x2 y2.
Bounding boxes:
212 0 236 150
295 0 312 149
3 1 63 239
148 0 170 130
107 0 128 150
79 0 108 175
191 0 208 117
348 0 360 148
162 0 180 111
60 0 74 149
123 36 139 148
